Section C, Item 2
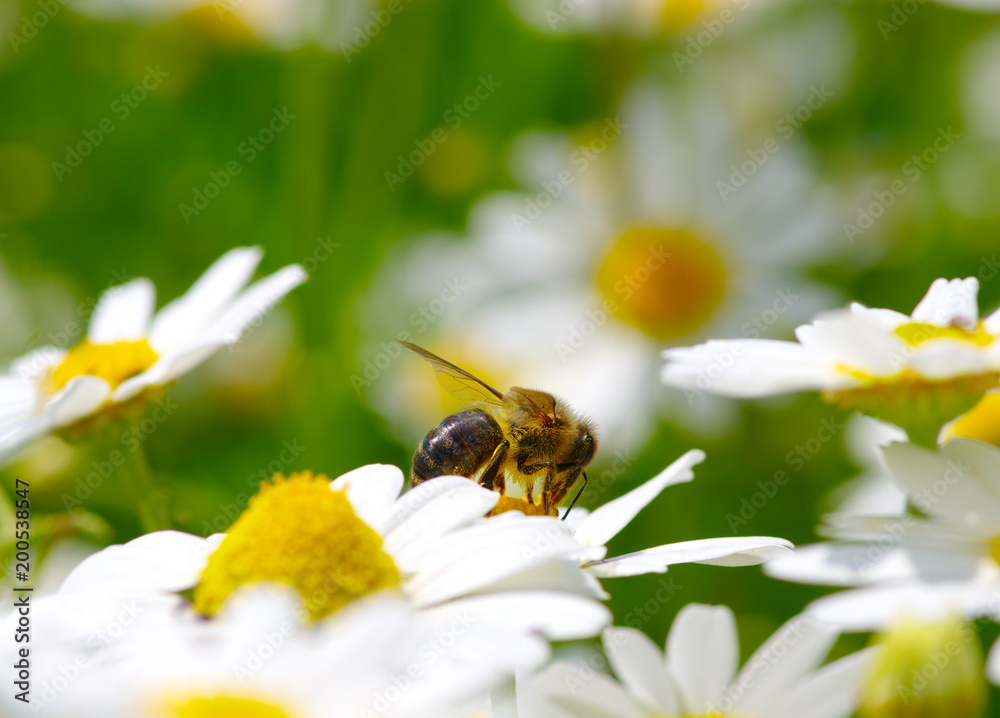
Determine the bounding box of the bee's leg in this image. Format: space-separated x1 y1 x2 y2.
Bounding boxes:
478 439 509 492
561 471 588 520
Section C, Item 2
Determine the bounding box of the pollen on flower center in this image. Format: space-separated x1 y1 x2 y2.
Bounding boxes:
894 322 994 348
167 695 294 718
49 339 158 393
945 390 1000 447
193 472 401 621
596 226 727 342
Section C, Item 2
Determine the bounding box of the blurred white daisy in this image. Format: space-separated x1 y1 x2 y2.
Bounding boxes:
3 585 553 718
520 604 876 718
663 277 1000 445
826 415 908 517
361 81 839 451
765 438 1000 634
70 0 371 52
0 247 306 466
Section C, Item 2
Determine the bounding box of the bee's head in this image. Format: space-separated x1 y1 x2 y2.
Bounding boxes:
564 421 598 470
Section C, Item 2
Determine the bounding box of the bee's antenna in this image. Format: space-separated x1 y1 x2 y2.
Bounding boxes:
561 472 588 520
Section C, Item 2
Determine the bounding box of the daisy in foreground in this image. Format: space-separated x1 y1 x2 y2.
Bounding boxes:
519 604 876 718
4 586 552 717
9 453 790 654
0 246 306 464
663 277 1000 446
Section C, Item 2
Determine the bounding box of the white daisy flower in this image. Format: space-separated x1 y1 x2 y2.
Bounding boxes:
764 437 1000 633
663 277 1000 445
519 604 876 718
0 247 306 465
361 81 839 450
5 585 553 718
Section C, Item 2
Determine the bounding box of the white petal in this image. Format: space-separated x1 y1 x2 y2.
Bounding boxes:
795 309 903 376
116 341 226 400
768 647 877 718
573 450 705 547
883 439 1000 532
87 278 155 343
0 374 38 422
523 662 646 718
432 591 611 641
587 537 792 578
386 487 505 566
807 581 1000 630
59 530 223 594
987 634 1000 684
46 375 111 426
380 475 488 534
603 627 680 714
662 339 845 397
478 560 609 600
911 277 980 329
728 615 838 716
148 247 263 354
330 464 405 532
204 264 307 346
983 305 1000 335
666 604 738 713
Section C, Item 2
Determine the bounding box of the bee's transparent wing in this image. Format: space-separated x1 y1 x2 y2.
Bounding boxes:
506 387 558 423
397 340 505 405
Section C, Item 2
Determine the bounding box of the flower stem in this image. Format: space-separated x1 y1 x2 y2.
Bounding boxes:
117 433 170 533
491 676 518 718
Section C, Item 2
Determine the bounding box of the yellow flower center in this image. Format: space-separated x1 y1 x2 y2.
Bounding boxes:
945 390 1000 447
49 339 158 393
489 495 551 517
596 226 726 342
193 472 401 621
894 321 994 348
660 0 706 32
166 696 294 718
860 615 985 718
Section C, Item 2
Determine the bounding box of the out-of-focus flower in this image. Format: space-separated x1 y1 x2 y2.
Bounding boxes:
3 586 553 718
0 247 306 466
663 277 1000 445
520 604 875 718
765 438 1000 633
827 415 907 516
361 81 839 452
71 0 371 51
860 615 986 718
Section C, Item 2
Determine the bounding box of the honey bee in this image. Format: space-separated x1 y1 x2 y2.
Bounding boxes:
399 340 597 518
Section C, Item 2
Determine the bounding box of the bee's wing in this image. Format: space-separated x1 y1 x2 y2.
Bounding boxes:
506 387 558 423
397 341 505 405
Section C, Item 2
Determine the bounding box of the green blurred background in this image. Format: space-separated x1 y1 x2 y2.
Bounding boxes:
3 0 1000 699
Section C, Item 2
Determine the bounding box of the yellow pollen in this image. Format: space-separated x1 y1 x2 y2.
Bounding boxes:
49 339 158 393
193 472 401 621
489 495 551 518
166 696 294 718
660 0 706 32
894 321 994 348
943 389 1000 448
990 535 1000 567
596 226 726 342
